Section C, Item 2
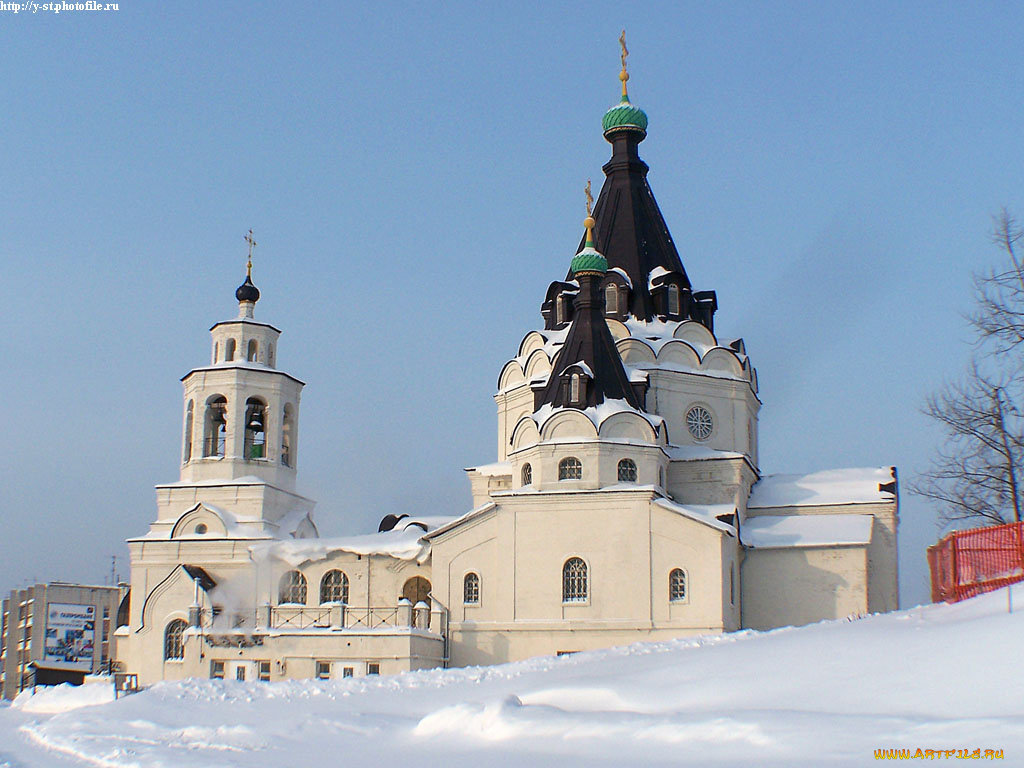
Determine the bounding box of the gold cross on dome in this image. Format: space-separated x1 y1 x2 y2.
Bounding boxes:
619 30 630 99
244 229 257 277
585 180 593 217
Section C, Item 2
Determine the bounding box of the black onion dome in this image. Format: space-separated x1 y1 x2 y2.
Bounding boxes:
235 275 260 303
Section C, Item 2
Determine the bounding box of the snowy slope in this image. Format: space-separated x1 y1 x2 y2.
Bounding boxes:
2 585 1023 767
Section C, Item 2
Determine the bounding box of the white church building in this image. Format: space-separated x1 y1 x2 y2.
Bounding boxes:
114 55 898 686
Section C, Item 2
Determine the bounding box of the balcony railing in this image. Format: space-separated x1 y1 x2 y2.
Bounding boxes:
273 606 333 629
195 600 446 636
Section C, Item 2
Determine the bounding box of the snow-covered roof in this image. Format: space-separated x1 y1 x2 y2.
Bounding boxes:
511 327 569 371
396 516 455 532
248 516 459 565
421 503 498 541
748 468 896 509
560 360 594 378
533 398 665 434
464 461 512 477
623 315 680 343
624 366 649 383
742 513 874 549
653 499 736 534
662 444 745 462
183 362 305 385
156 475 270 488
647 265 671 287
494 483 664 497
608 266 632 288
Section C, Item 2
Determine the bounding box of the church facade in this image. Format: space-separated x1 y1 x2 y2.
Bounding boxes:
115 55 898 685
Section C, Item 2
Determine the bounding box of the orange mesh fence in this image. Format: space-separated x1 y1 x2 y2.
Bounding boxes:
928 521 1024 602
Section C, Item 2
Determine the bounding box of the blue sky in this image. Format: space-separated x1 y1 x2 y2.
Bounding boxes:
3 1 1023 606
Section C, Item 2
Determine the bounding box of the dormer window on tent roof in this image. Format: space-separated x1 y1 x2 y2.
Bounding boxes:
667 284 680 316
605 283 618 315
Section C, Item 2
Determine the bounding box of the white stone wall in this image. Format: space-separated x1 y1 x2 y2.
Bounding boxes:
740 545 870 630
429 489 738 667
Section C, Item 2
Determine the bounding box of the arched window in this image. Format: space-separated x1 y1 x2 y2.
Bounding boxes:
605 283 618 315
320 570 349 604
183 401 194 463
278 570 307 604
116 591 130 629
244 397 267 460
521 463 532 486
617 458 637 482
558 457 582 480
668 284 680 315
164 619 187 660
281 404 294 467
213 342 219 364
463 573 480 605
562 558 588 603
247 339 258 362
556 296 567 324
203 396 227 458
570 373 581 403
267 343 275 368
225 338 236 362
669 568 687 602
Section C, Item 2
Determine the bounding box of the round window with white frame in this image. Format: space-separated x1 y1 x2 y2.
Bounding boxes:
685 405 714 441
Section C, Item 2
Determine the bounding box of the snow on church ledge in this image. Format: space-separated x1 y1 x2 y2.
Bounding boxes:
741 514 874 549
249 515 463 566
748 467 897 509
652 499 737 535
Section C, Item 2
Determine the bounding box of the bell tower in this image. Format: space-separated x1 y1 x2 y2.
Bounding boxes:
178 234 303 492
143 233 316 540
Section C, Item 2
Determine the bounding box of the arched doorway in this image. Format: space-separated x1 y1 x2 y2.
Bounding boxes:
402 576 431 605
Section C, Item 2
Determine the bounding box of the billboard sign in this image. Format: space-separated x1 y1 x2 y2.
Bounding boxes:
44 603 96 671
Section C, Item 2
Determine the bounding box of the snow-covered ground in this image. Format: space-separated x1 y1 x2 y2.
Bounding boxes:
2 585 1023 767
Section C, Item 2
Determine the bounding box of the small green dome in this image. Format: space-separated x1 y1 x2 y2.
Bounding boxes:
571 246 608 275
602 98 648 135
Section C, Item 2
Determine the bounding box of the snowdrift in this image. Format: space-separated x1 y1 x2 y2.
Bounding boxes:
2 585 1023 767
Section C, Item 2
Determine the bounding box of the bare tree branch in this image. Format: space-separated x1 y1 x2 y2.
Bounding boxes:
913 210 1024 527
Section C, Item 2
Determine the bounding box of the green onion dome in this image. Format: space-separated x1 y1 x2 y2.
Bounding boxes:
602 96 648 137
571 216 608 275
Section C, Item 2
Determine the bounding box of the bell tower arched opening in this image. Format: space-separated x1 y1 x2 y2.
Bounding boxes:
281 404 294 467
203 395 227 458
183 400 194 463
244 397 267 460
